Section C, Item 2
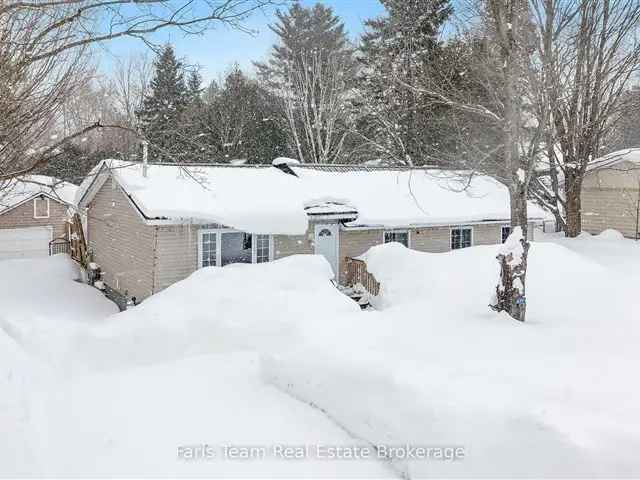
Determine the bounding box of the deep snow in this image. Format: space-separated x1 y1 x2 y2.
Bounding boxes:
2 232 640 477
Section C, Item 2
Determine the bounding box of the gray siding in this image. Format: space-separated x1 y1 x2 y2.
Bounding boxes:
86 176 156 301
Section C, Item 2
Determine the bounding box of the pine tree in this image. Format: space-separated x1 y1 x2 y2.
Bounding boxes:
255 2 356 163
186 69 204 107
137 44 188 162
255 2 356 89
196 67 288 163
357 0 453 165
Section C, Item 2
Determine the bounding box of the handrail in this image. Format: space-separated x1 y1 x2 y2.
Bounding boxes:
344 257 380 297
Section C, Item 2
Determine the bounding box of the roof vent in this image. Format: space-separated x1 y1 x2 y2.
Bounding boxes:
272 157 300 176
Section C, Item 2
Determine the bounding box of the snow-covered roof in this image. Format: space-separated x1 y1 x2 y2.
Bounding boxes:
291 166 546 229
77 160 309 234
0 175 78 215
587 148 640 172
77 160 546 235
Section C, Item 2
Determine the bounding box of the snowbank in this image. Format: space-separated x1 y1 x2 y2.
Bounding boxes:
4 238 640 477
263 241 640 477
0 256 118 367
0 254 390 477
595 228 626 241
74 254 359 369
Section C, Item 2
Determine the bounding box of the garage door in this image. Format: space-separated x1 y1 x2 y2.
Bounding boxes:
0 226 52 260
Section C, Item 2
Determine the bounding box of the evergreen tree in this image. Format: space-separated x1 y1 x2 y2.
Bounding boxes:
255 2 356 88
255 2 356 162
198 67 288 163
137 44 188 162
185 69 204 107
357 0 453 165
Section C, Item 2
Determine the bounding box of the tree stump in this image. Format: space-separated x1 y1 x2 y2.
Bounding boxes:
490 226 529 322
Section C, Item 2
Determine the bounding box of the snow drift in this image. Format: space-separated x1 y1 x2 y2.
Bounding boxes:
264 238 640 477
74 254 359 370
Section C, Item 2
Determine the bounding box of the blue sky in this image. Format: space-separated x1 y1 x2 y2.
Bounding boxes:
99 0 386 83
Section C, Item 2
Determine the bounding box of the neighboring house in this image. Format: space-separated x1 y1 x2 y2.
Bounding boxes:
0 175 77 260
582 148 640 239
76 159 545 303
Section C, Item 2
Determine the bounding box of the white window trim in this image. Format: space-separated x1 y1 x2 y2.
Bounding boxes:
253 234 274 264
198 228 273 268
382 229 411 248
33 196 50 219
450 226 473 250
500 225 512 244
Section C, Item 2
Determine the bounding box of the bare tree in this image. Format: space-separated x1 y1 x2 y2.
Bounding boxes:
112 53 153 132
0 0 277 182
530 0 640 237
395 0 542 321
282 51 353 164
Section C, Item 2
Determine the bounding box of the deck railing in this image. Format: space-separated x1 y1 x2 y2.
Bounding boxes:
49 238 71 256
344 257 380 297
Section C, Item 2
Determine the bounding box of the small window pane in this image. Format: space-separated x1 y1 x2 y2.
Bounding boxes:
451 228 472 250
221 232 252 266
201 232 217 267
384 231 409 247
255 234 270 263
501 226 512 243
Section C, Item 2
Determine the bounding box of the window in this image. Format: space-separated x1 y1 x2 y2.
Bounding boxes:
255 234 271 263
220 232 252 266
384 230 409 247
501 225 512 243
33 196 50 219
201 232 217 267
451 227 472 250
199 230 271 268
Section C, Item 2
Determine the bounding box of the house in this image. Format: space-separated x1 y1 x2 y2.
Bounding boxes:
582 148 640 239
75 159 546 303
0 175 77 260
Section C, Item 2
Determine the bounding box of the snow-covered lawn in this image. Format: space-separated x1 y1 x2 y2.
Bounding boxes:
2 233 640 477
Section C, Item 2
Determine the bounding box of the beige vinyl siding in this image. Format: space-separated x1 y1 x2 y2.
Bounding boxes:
581 163 640 238
0 198 68 239
154 224 199 292
338 229 384 283
86 176 156 301
273 224 315 258
411 226 452 252
582 187 639 238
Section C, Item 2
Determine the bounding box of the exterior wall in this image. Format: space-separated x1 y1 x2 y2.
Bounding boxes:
86 176 156 301
411 226 452 252
339 222 534 285
0 197 69 239
273 224 315 259
154 224 200 292
581 186 639 238
582 164 640 238
338 229 384 284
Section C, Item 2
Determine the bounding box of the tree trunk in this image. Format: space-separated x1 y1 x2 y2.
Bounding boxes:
553 211 566 233
565 171 582 237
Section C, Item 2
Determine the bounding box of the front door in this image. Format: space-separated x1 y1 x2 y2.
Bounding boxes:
314 223 339 278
